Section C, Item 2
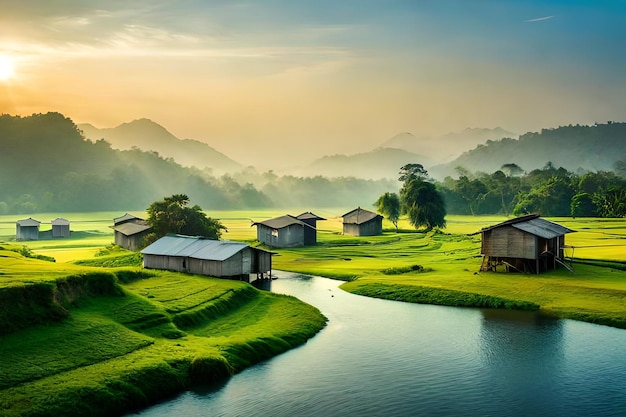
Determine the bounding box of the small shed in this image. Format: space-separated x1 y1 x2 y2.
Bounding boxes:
296 212 326 245
16 218 41 241
475 214 575 274
114 213 144 226
342 207 383 237
141 234 272 281
51 218 70 238
113 221 152 251
253 215 314 248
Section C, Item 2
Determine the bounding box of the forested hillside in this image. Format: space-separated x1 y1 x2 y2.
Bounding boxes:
0 113 395 214
431 123 626 179
79 119 242 175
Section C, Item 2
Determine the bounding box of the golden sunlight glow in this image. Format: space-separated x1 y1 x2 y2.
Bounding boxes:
0 55 15 81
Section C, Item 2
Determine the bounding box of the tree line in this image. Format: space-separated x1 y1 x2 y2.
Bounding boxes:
437 162 626 218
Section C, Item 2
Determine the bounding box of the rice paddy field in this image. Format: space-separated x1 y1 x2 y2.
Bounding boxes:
0 210 625 415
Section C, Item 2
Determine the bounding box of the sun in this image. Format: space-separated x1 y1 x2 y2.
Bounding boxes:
0 55 15 81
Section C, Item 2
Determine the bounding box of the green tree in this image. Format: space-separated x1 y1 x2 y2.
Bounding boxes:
571 192 596 217
592 186 626 217
500 163 524 177
146 194 226 242
399 166 446 231
398 163 428 183
374 192 401 230
455 175 488 215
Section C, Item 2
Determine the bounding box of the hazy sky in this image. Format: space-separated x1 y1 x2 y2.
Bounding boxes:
1 1 625 167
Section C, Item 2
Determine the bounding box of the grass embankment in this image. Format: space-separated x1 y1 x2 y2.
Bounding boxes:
271 216 626 329
0 249 326 417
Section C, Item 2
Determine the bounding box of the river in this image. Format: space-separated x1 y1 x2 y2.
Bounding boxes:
133 271 626 417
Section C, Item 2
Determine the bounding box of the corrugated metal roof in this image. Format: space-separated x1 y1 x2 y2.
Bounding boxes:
114 213 142 224
16 218 41 226
342 207 382 225
296 212 326 221
51 217 70 225
512 217 575 239
475 215 575 238
253 215 306 229
141 235 253 261
113 222 152 236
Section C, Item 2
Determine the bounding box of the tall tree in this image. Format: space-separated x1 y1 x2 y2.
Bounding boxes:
146 194 226 242
374 192 401 230
398 165 446 231
398 163 428 183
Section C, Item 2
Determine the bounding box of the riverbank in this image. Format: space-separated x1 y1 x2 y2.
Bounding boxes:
272 229 626 329
0 248 327 417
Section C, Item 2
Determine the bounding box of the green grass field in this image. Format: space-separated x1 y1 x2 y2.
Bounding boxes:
1 210 625 416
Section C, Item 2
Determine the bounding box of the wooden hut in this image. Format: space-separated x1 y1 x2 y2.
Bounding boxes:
113 221 152 251
296 212 326 245
141 234 272 282
475 214 575 274
342 207 383 237
51 217 70 238
16 218 41 241
253 215 313 248
112 213 152 251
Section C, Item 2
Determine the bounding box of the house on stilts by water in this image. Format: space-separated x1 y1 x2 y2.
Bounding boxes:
474 214 575 274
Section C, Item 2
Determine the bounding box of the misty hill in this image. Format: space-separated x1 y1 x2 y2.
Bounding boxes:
79 119 242 175
430 123 626 179
0 113 394 215
294 147 434 180
380 127 516 162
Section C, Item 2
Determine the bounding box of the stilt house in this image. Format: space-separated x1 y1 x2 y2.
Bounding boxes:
16 218 41 241
141 234 272 282
342 207 383 237
475 214 575 274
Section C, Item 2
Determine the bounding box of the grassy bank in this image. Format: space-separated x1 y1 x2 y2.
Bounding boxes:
269 217 626 329
0 251 326 416
1 211 625 415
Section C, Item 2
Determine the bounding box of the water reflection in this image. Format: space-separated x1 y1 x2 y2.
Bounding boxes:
133 272 626 417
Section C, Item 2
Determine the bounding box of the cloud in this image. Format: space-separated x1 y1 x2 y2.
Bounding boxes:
526 15 555 23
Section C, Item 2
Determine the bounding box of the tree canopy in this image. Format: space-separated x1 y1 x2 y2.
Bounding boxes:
146 194 226 242
374 192 401 230
394 165 447 231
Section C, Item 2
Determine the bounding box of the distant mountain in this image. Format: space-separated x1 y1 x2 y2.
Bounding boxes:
294 147 434 180
380 127 516 162
429 123 626 179
79 119 242 175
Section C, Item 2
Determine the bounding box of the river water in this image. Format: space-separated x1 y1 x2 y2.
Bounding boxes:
134 271 626 417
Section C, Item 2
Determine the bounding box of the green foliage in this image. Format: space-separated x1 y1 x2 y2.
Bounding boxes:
0 244 56 262
381 264 427 275
374 192 401 229
441 163 626 218
146 194 227 241
400 178 447 230
571 192 596 217
398 163 428 182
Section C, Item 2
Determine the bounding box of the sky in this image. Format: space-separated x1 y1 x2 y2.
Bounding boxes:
1 0 625 168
